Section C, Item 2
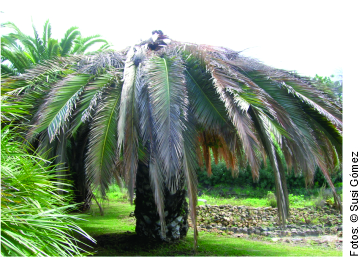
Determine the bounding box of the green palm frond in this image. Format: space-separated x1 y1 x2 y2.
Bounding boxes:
78 72 118 122
253 74 327 173
86 87 122 197
136 64 167 237
59 27 81 56
99 43 111 51
182 111 199 247
68 71 119 138
1 47 32 74
28 74 90 141
71 34 109 55
42 19 51 50
1 64 18 76
47 38 60 59
1 124 95 257
249 106 289 224
31 23 45 59
146 53 187 192
135 64 167 236
280 79 341 128
215 81 264 179
185 56 230 129
16 55 82 82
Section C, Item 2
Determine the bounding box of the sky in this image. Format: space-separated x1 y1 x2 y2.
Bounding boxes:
1 0 348 79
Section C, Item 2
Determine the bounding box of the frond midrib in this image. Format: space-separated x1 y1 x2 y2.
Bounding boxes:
100 92 121 171
163 58 171 133
47 86 84 139
186 69 230 127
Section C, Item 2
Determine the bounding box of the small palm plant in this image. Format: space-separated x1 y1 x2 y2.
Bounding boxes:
1 127 96 256
1 20 110 76
4 31 342 246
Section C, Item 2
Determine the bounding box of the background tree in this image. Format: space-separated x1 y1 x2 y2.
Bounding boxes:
1 20 110 76
3 32 342 246
313 74 343 104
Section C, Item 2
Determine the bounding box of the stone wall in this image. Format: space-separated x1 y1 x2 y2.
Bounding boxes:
195 204 342 237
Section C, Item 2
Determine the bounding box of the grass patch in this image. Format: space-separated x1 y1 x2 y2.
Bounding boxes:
76 193 341 256
77 200 135 236
197 193 270 207
196 185 334 209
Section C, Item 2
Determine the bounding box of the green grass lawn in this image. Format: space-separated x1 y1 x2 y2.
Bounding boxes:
75 195 341 256
196 185 333 209
196 193 319 208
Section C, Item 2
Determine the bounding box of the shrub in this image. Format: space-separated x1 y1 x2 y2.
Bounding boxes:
196 156 342 194
312 185 333 209
1 124 95 256
266 191 277 208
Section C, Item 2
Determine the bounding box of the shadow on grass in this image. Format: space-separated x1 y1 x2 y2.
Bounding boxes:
79 231 195 256
77 230 341 256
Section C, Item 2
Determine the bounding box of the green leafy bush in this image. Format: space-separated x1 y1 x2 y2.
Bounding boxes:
1 124 95 256
266 191 277 208
196 157 342 194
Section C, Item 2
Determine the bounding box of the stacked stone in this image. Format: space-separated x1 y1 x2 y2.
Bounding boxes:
193 204 342 238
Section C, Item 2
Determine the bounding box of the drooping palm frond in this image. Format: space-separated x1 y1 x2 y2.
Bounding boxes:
85 86 122 197
28 74 91 142
12 55 82 83
181 110 199 247
1 37 33 75
136 63 166 236
182 42 342 220
4 32 342 247
146 53 187 192
184 55 230 130
248 106 289 224
77 72 118 123
78 51 125 75
116 47 139 204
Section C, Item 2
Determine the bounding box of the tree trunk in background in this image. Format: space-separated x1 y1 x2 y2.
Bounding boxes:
135 162 189 241
69 132 90 211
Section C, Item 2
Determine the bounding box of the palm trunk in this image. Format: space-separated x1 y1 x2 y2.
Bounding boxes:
135 163 189 241
69 132 90 211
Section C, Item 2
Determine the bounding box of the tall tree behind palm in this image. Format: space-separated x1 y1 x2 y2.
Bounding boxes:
1 20 110 75
4 31 342 246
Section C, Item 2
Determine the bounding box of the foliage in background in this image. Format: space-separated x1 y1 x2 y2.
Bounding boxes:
1 20 110 76
1 101 95 256
196 159 342 194
313 74 342 104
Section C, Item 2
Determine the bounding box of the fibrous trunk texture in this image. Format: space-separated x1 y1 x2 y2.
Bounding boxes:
69 135 90 211
135 163 189 241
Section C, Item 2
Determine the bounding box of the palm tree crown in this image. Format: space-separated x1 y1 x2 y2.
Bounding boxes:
1 20 110 76
4 32 342 244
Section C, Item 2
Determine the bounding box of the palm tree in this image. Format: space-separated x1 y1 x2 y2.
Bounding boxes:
1 20 110 76
4 32 342 245
70 34 111 55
